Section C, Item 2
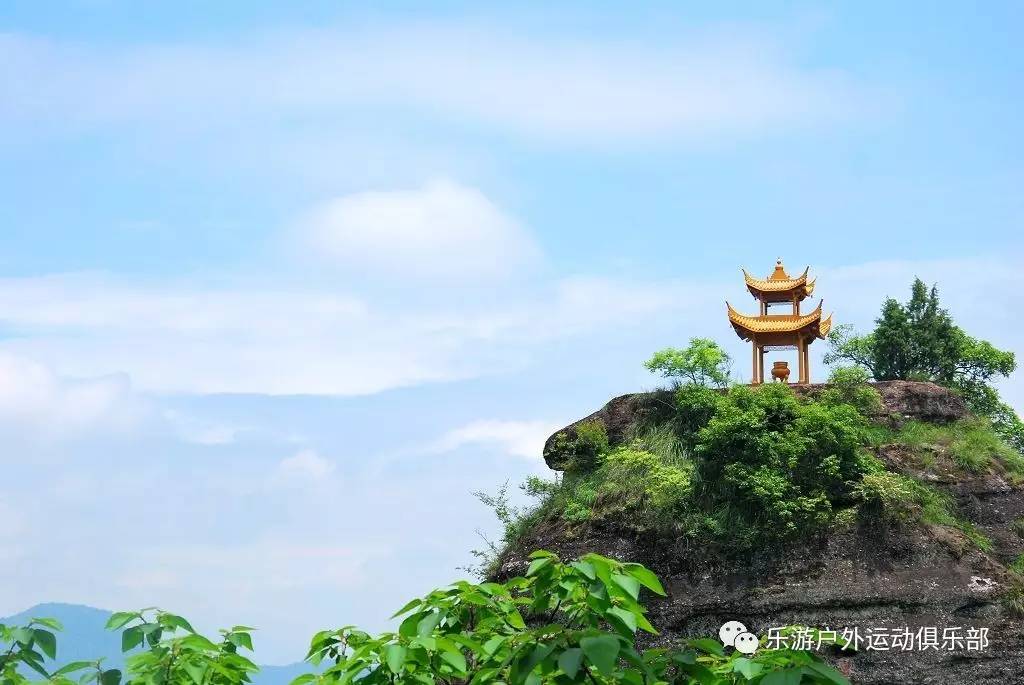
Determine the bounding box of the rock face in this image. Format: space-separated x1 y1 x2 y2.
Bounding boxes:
518 381 1022 684
543 381 970 471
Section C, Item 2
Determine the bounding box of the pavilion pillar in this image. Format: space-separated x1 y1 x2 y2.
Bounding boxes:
759 345 766 384
751 341 759 384
804 341 811 383
797 337 806 384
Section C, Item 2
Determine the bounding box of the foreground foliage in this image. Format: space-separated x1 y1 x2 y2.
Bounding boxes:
0 555 849 685
0 610 257 685
297 551 848 684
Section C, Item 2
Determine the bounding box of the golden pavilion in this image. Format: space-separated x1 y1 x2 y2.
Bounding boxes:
726 260 833 385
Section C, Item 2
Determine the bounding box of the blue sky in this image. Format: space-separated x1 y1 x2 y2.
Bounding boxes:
1 1 1023 664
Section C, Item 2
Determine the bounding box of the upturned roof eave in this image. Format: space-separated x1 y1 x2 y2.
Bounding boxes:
726 300 831 340
742 267 813 300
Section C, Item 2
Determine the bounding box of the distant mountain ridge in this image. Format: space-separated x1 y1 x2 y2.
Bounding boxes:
1 603 307 685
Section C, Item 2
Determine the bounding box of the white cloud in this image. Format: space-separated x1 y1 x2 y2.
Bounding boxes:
299 179 540 280
0 271 698 396
0 256 1021 406
275 449 336 482
0 352 142 439
0 274 457 396
434 419 563 460
0 23 870 143
161 410 242 446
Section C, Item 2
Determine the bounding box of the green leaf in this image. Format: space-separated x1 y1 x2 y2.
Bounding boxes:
19 651 50 677
688 638 724 657
732 657 762 680
104 613 137 631
183 661 206 685
622 564 666 596
99 669 121 685
288 675 317 685
525 557 552 577
761 669 801 685
121 627 144 653
33 628 57 660
439 649 467 673
513 644 553 682
228 632 254 651
803 662 850 685
676 662 718 684
611 574 641 600
416 612 442 637
571 561 596 580
390 598 422 618
557 648 583 679
160 614 195 634
31 618 63 631
482 636 505 656
607 607 638 634
384 645 407 673
54 661 94 676
580 635 620 676
399 611 425 638
11 627 33 645
505 609 526 630
633 611 658 635
145 627 163 647
180 635 220 651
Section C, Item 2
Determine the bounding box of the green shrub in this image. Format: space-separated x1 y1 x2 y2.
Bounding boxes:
856 471 928 520
949 418 1019 472
691 383 870 540
821 365 883 414
599 447 691 517
856 471 991 550
1010 553 1024 575
672 384 720 448
894 420 947 450
895 418 1022 475
562 477 598 523
1005 587 1024 618
548 419 609 474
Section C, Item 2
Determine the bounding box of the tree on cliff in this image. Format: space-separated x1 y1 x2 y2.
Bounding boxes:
645 338 732 388
825 279 1014 394
825 278 1022 449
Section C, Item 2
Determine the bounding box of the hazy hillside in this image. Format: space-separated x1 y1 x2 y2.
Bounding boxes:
1 604 307 685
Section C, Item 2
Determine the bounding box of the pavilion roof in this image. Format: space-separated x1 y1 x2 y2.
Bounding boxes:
726 300 833 340
742 261 815 301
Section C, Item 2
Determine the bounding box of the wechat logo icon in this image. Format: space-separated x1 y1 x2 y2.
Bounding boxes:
719 620 759 655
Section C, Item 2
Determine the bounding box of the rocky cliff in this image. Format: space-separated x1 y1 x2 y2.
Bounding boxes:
500 382 1024 684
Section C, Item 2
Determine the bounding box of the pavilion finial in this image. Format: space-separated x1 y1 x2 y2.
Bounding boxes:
769 259 790 281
